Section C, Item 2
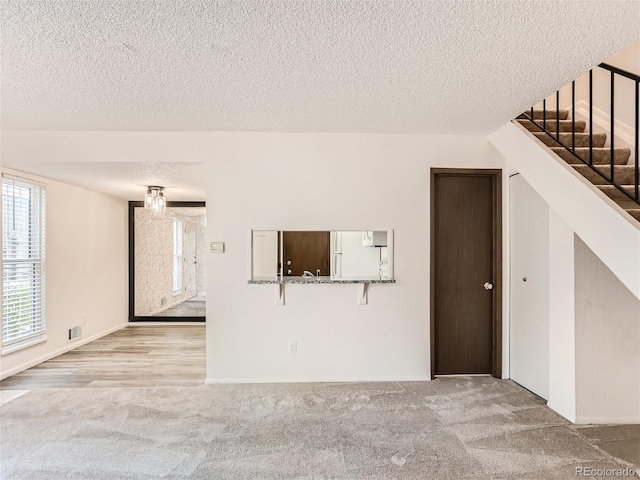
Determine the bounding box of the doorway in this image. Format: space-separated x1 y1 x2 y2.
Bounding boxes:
430 169 502 378
509 173 549 399
128 201 206 322
282 231 330 276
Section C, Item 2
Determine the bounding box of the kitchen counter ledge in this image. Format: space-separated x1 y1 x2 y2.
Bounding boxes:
248 276 396 285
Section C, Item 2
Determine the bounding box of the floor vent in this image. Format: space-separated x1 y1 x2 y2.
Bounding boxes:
68 326 82 341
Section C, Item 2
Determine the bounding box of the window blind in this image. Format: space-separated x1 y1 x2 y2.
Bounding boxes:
172 218 183 294
2 175 46 349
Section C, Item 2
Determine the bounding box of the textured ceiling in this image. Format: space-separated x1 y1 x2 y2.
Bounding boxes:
1 1 638 134
3 163 206 201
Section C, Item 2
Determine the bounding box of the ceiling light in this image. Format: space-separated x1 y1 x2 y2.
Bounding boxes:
144 186 166 215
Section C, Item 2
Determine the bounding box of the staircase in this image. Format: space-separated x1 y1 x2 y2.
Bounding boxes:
516 110 639 222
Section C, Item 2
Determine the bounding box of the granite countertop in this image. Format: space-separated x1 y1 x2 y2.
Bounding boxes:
248 276 396 285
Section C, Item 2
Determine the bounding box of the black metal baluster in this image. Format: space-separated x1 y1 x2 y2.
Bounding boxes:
635 80 639 201
572 81 576 153
589 70 593 166
611 71 615 183
556 91 560 141
521 63 639 207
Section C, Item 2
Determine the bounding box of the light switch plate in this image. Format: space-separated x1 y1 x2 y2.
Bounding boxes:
210 242 225 253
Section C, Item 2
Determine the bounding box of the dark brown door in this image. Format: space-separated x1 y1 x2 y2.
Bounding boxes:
283 231 330 276
431 169 502 377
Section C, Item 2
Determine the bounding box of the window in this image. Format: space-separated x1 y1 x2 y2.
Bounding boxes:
172 218 183 294
2 175 46 352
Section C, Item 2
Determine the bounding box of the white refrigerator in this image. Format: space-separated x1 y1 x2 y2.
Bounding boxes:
331 231 388 278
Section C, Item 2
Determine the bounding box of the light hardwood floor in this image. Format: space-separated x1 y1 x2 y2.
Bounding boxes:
0 326 206 389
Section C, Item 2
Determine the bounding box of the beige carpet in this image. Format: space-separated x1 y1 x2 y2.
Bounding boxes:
1 377 638 479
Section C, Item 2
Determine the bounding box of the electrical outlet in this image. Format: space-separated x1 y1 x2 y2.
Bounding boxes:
288 341 297 355
81 314 87 325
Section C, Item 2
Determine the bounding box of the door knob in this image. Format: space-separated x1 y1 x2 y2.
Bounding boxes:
287 260 292 265
484 282 493 290
287 269 292 275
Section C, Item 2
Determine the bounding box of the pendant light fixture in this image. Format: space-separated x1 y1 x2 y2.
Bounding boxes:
144 186 167 215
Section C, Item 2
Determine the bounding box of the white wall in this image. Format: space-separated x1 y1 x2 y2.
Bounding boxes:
490 122 640 300
0 130 507 383
205 133 504 382
495 124 640 424
2 124 636 421
576 40 638 140
550 39 640 161
506 167 576 420
575 235 640 424
0 167 128 379
547 210 577 423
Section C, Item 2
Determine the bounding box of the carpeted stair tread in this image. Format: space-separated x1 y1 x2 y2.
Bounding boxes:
572 165 639 185
597 184 639 202
517 107 639 223
518 119 586 133
519 110 569 120
626 209 640 221
550 147 631 165
592 186 640 217
532 132 606 148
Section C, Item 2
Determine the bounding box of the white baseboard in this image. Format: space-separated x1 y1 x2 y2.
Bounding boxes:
0 322 128 381
205 375 431 384
575 415 640 425
546 404 640 425
547 402 576 424
128 322 205 326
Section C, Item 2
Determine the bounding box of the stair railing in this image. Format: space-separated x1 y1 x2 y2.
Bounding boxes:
520 62 640 206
